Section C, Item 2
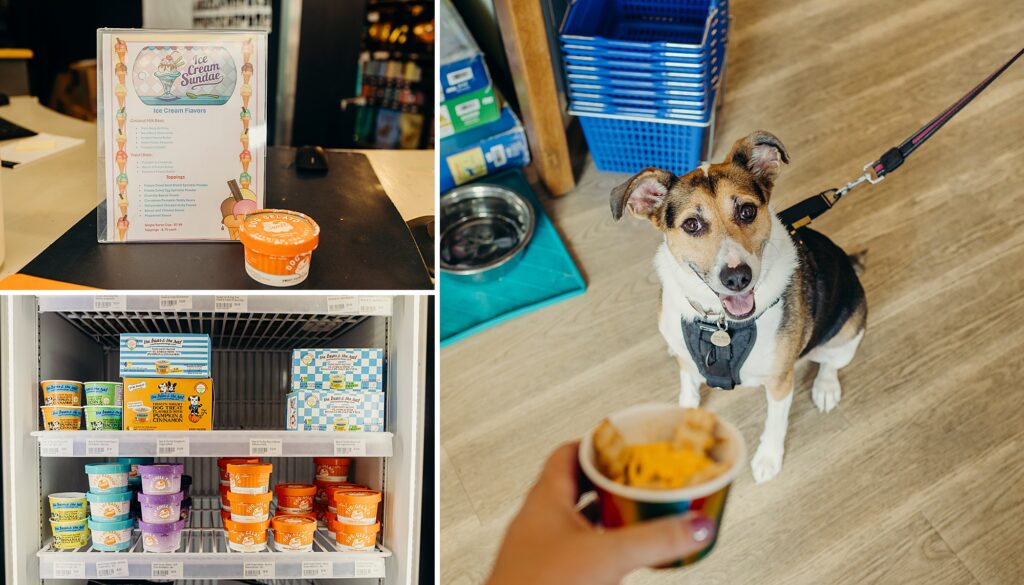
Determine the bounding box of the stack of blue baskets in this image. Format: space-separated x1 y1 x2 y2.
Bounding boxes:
559 0 729 174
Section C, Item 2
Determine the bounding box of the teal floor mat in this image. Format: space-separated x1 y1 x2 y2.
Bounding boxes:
440 170 587 346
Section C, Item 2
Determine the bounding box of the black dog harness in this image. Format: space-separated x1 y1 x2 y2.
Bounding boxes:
681 296 781 390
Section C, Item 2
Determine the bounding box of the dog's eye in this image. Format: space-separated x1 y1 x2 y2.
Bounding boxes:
682 217 702 234
737 203 758 223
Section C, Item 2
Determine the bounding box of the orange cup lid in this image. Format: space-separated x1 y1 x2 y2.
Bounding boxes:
226 463 273 474
272 515 317 533
239 209 320 257
218 457 259 469
276 483 316 496
335 489 381 505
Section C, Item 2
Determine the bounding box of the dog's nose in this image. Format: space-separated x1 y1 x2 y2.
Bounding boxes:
720 264 752 291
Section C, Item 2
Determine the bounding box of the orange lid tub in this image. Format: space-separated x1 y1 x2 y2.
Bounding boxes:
226 491 273 522
226 463 273 494
218 458 259 483
219 484 231 510
314 457 352 481
335 521 380 551
224 518 270 552
275 483 316 513
316 479 364 504
238 209 320 287
335 489 381 525
271 515 317 551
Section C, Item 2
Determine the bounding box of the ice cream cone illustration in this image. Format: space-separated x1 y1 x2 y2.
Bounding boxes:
222 180 258 240
239 171 252 190
115 84 127 108
116 130 127 151
242 38 254 63
240 129 249 150
240 107 250 130
242 62 253 84
115 38 127 63
118 195 128 216
240 149 251 172
115 62 127 85
116 150 128 173
117 173 129 194
116 108 127 131
116 216 129 241
240 84 252 108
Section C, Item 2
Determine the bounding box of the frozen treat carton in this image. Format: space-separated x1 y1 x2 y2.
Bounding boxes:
285 390 384 432
120 334 211 378
123 378 214 431
291 349 383 391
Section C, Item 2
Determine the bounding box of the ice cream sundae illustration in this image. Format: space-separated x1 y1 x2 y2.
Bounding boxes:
155 53 184 101
221 179 258 240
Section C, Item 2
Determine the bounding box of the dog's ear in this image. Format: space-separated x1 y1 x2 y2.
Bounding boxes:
610 167 676 221
726 131 789 188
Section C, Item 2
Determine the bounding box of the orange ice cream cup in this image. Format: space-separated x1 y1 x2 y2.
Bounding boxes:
335 489 381 525
317 479 363 504
275 483 316 514
218 457 259 484
226 462 273 494
335 521 380 551
271 515 317 551
314 457 352 481
224 518 269 552
238 210 320 287
226 491 273 522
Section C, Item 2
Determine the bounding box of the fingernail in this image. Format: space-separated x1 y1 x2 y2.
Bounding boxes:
688 516 717 543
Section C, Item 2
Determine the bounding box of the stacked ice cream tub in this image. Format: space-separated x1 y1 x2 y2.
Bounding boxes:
219 457 276 552
560 0 730 173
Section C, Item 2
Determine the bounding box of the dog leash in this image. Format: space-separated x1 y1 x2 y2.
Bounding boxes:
778 46 1024 235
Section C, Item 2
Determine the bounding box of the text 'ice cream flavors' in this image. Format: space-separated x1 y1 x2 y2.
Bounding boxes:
239 209 320 287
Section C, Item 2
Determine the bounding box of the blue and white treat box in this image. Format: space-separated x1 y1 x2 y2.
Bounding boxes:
286 390 385 432
440 104 531 192
440 0 492 100
291 348 384 391
119 334 211 378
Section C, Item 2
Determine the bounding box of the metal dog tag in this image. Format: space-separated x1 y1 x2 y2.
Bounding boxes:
710 329 731 347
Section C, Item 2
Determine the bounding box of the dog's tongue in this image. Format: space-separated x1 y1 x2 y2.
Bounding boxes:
721 291 755 317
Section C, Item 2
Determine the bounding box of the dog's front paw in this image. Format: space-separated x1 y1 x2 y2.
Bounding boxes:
751 443 784 483
812 371 842 413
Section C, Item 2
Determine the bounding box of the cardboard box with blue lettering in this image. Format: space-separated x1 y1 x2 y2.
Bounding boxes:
120 333 211 378
286 390 385 432
440 105 530 192
440 0 492 100
291 348 384 391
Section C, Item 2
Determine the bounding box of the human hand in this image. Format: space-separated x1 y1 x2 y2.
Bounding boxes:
486 442 716 585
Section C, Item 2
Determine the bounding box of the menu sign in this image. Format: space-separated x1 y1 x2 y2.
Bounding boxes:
98 29 267 242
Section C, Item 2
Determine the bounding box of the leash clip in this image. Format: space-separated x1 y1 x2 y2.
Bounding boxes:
835 164 884 199
862 162 886 185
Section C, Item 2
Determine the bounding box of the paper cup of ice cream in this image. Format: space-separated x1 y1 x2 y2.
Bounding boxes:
87 490 132 521
50 518 90 549
40 406 82 431
155 359 171 374
238 209 320 287
83 381 123 406
88 517 133 551
41 380 82 406
579 404 746 567
130 405 152 423
83 406 123 430
48 492 87 522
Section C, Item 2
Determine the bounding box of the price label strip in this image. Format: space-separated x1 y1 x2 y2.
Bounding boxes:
354 559 385 578
326 296 359 314
159 295 193 310
94 295 127 310
358 296 393 316
52 562 85 579
39 437 74 457
215 295 248 312
86 439 119 457
96 559 130 578
243 561 275 579
157 438 189 457
335 437 367 456
151 562 183 579
302 561 333 578
250 438 282 456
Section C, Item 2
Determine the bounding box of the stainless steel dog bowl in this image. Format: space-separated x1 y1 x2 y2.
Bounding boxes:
440 184 536 282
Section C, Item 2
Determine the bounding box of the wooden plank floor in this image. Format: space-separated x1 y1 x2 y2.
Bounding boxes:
440 0 1024 583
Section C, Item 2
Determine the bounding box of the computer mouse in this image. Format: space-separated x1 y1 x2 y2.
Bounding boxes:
296 145 328 172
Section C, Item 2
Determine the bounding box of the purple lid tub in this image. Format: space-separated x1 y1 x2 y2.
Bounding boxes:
138 463 184 495
138 490 184 524
139 518 185 553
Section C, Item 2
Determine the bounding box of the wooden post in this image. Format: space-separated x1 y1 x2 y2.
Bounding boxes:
493 0 576 196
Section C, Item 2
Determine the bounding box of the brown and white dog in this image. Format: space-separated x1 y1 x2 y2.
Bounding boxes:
610 131 867 483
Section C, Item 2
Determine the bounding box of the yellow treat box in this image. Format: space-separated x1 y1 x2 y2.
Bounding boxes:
123 378 213 430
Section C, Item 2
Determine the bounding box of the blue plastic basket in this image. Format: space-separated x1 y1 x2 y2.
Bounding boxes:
577 111 715 174
561 0 727 50
568 82 705 98
569 91 709 110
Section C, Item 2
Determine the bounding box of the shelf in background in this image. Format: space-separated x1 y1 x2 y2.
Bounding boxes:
37 503 389 580
32 430 393 458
